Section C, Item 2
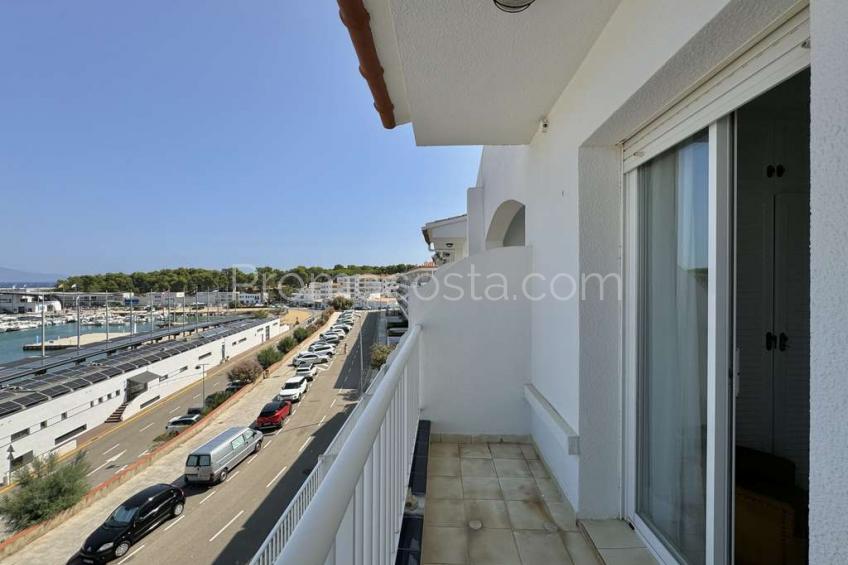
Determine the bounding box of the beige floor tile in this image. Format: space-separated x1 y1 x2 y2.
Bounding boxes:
425 498 467 527
505 500 553 530
423 525 468 564
461 443 492 459
429 476 463 499
464 499 512 529
520 444 539 460
468 528 521 565
431 442 460 457
429 456 462 477
544 501 578 531
461 457 498 478
499 477 541 501
442 433 472 444
535 478 563 501
489 443 524 459
528 459 549 479
581 520 644 549
598 548 658 565
561 532 602 565
462 477 503 500
514 531 573 565
494 458 532 478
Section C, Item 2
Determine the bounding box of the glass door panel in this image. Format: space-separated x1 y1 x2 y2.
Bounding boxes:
636 129 709 564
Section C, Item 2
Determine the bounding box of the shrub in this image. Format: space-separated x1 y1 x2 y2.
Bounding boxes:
330 295 353 311
370 344 396 369
257 346 283 369
227 360 263 384
252 310 270 319
153 430 179 443
293 327 309 343
0 452 90 531
277 335 297 354
320 307 334 324
203 390 234 414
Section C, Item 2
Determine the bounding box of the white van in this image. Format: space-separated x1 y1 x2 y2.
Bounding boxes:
184 426 263 484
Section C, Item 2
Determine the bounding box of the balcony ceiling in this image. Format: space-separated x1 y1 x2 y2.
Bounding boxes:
362 0 621 145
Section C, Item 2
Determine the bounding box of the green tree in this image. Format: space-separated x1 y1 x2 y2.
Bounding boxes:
293 327 309 343
370 344 396 369
330 295 353 311
257 346 283 369
0 452 90 531
277 335 297 354
227 360 263 384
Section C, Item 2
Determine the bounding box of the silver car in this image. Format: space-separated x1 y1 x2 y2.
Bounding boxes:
184 426 262 484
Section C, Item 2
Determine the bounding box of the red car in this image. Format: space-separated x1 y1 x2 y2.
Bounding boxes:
255 400 292 430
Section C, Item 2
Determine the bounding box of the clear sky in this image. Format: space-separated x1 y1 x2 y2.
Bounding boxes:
0 1 480 276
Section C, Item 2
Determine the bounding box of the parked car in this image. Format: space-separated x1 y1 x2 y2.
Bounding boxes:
277 375 309 402
319 333 341 344
255 400 292 430
225 381 247 394
296 365 318 380
186 406 203 416
184 426 263 484
331 324 352 333
309 342 336 356
293 351 329 367
79 483 185 563
165 414 201 432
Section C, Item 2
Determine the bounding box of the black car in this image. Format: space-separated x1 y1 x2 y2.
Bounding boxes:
79 483 185 563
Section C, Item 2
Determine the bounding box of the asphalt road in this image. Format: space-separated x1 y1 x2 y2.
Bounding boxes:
64 310 379 565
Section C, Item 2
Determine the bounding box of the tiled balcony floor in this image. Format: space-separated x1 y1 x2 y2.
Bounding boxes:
422 438 655 565
422 438 593 565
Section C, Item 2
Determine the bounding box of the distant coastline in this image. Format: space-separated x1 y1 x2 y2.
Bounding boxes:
0 281 56 288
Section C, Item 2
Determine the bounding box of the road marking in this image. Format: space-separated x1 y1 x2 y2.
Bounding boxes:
246 454 258 465
115 465 128 474
265 439 273 449
139 423 154 432
209 510 244 542
319 415 326 425
298 437 313 453
193 394 200 399
265 466 289 488
103 443 121 455
138 449 149 457
168 406 181 414
87 450 127 476
199 490 216 505
117 544 145 564
225 470 240 483
164 515 185 531
330 399 337 408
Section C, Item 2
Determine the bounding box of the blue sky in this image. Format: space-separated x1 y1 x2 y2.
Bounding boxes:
0 1 480 275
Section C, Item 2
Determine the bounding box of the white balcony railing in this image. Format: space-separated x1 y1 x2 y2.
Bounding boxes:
251 324 422 565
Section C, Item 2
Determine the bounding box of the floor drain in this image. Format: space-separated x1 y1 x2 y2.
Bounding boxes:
468 520 482 530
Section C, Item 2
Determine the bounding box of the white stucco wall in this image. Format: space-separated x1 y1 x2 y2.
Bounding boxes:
809 0 848 562
470 0 802 516
411 246 531 435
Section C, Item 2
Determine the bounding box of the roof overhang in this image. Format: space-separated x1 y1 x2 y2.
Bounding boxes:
346 0 621 145
421 214 468 246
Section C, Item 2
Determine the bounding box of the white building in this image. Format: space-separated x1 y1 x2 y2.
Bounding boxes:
0 317 283 481
421 214 468 266
257 2 848 565
0 292 62 314
337 274 397 306
190 291 266 307
137 291 185 308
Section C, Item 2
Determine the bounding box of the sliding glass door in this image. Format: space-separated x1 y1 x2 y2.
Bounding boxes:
625 122 733 565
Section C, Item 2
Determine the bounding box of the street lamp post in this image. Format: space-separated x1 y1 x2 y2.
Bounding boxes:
76 296 81 350
195 363 209 407
6 445 14 486
105 295 110 343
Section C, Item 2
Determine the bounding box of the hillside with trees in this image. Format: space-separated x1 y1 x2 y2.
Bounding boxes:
56 264 416 294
